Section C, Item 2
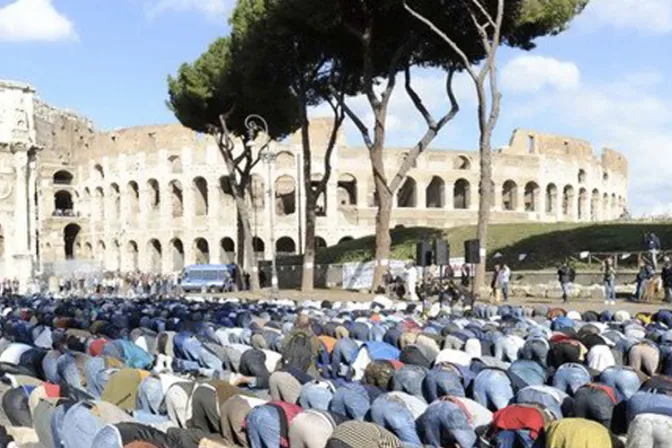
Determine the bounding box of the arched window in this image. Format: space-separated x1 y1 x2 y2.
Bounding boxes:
220 237 235 264
53 170 73 185
275 151 295 170
276 237 296 255
453 179 470 209
546 184 557 215
63 223 81 259
110 183 120 219
94 187 105 219
127 241 139 271
93 164 105 182
169 180 184 217
193 177 209 216
128 181 140 215
168 155 182 174
562 185 575 217
578 169 586 184
315 237 327 250
591 189 600 221
54 190 73 215
275 175 296 216
426 176 445 208
337 174 357 206
397 177 417 208
502 180 518 211
578 188 588 220
524 182 540 212
147 239 162 273
338 236 354 244
171 239 185 272
147 179 160 211
454 155 471 170
194 238 210 264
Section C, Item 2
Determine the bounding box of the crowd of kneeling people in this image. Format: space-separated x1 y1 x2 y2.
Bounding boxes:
0 296 670 447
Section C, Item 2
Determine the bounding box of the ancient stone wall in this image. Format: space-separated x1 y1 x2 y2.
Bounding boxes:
0 80 630 277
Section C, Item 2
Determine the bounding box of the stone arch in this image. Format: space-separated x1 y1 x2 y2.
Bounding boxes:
275 151 295 170
310 173 327 216
337 174 357 206
83 187 91 217
147 239 162 273
602 193 610 219
524 182 540 212
315 236 327 250
93 164 104 182
54 190 73 215
578 188 588 220
338 236 354 244
127 181 140 215
171 238 185 272
546 184 557 215
96 240 106 264
397 176 417 208
168 155 182 174
591 189 600 221
193 177 209 216
147 179 160 211
454 155 471 170
194 238 210 264
111 239 121 271
276 236 296 255
611 193 617 216
250 175 265 209
426 176 445 208
220 237 235 264
110 183 121 219
53 170 73 185
219 176 234 211
127 240 139 271
169 180 184 217
275 175 296 216
502 180 518 211
63 223 81 259
94 186 105 219
603 171 609 182
578 169 586 184
453 179 470 209
252 237 265 255
562 185 574 217
84 242 93 259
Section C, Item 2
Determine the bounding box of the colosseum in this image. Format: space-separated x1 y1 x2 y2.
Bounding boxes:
0 79 628 287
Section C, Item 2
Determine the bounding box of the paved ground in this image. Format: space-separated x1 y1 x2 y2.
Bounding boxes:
198 288 668 314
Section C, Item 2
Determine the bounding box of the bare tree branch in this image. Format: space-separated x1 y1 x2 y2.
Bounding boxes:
339 97 373 149
319 97 346 193
403 0 479 82
437 67 460 129
405 65 434 128
470 0 496 28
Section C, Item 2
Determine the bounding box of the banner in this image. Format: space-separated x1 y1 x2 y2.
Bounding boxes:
342 258 467 290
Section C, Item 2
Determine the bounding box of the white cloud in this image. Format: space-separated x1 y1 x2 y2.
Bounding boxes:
146 0 233 19
506 69 672 216
501 55 580 94
0 0 76 42
580 0 672 34
310 68 474 148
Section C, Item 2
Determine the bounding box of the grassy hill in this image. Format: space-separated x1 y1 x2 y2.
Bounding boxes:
286 222 672 270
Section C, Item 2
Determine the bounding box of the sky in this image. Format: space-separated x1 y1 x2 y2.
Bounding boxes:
1 0 671 216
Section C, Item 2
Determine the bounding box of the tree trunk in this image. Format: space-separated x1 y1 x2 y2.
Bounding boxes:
233 192 260 292
299 109 316 292
302 194 317 291
474 131 493 299
370 144 392 292
236 214 245 290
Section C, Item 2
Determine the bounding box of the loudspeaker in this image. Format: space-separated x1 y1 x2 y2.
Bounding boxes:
434 240 450 265
416 242 433 267
465 239 480 264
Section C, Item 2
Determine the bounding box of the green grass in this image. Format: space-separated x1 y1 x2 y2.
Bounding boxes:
282 222 672 270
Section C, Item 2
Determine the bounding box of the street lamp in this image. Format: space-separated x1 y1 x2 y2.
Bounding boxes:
244 115 278 296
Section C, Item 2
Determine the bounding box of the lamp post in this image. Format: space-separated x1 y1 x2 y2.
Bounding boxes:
244 115 278 296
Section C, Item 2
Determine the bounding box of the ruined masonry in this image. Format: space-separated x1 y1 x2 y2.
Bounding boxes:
0 80 629 289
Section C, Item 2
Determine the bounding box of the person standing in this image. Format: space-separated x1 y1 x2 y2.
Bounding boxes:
406 262 418 302
491 264 501 303
603 258 616 305
662 257 672 303
557 261 574 303
460 264 471 288
499 263 511 302
646 232 662 270
635 261 654 301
